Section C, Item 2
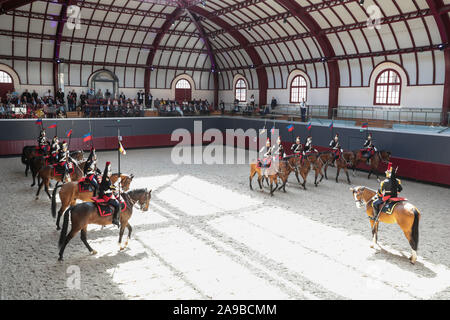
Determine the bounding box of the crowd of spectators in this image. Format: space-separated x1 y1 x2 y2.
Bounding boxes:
0 87 277 119
155 98 213 117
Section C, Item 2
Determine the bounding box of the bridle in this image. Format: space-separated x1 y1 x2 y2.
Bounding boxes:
353 187 367 208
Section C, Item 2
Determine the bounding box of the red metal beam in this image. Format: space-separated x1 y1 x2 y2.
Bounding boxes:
0 0 34 13
427 0 450 126
144 8 184 96
275 0 339 119
190 6 269 105
184 7 218 106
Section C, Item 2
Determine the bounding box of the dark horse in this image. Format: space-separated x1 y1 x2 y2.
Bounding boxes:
22 145 46 177
352 150 391 180
58 189 152 261
51 173 135 230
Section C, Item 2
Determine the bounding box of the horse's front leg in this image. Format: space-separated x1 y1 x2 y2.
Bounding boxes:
369 220 380 249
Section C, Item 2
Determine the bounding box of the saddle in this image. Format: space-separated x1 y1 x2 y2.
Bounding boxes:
91 197 127 217
380 197 407 215
53 162 75 176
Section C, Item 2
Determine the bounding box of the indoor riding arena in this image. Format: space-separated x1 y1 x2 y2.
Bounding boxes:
0 0 449 302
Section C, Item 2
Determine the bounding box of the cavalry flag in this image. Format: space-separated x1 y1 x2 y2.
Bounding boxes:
119 141 127 155
287 124 294 132
307 122 312 131
35 119 42 125
271 127 276 134
329 122 334 130
66 129 73 138
83 133 92 142
362 122 369 128
260 128 266 135
47 123 57 129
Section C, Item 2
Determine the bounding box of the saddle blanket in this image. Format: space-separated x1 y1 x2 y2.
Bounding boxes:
78 178 94 193
257 158 272 168
380 198 407 215
91 197 127 217
53 162 74 176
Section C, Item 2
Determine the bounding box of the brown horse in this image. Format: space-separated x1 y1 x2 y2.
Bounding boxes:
352 150 391 180
51 173 135 230
306 152 330 187
321 151 354 184
58 188 152 261
350 186 421 264
249 160 280 196
35 160 86 200
30 150 84 187
289 155 313 190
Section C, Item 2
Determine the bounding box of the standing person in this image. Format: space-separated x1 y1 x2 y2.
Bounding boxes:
300 98 307 122
98 162 120 228
250 94 255 108
271 97 277 110
147 92 153 108
137 90 144 106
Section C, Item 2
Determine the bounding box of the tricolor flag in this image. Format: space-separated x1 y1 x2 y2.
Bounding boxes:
47 123 57 129
35 119 42 125
307 122 312 131
287 124 294 132
362 122 369 129
119 142 127 155
66 129 73 138
271 127 276 134
329 122 334 130
83 133 92 142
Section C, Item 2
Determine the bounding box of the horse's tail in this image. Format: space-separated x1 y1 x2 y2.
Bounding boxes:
51 182 62 218
58 206 72 250
410 207 420 251
21 147 28 164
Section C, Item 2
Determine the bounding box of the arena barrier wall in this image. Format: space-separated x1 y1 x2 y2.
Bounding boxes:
1 117 449 186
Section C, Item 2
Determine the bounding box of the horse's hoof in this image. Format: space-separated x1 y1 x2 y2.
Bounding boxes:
35 197 39 201
91 250 97 256
58 257 64 262
56 226 61 231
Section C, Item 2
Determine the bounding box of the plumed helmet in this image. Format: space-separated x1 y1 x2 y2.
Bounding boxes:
385 162 393 178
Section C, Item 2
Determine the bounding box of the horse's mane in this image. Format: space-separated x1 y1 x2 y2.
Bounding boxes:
128 188 147 198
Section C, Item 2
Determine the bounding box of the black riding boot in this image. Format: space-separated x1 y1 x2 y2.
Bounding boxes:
372 203 381 221
112 206 120 228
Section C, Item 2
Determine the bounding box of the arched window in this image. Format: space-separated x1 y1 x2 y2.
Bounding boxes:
290 75 307 103
176 79 191 89
374 69 401 106
0 71 12 83
175 79 192 102
235 78 247 102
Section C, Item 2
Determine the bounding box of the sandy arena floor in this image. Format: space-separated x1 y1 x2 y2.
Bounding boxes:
0 147 449 300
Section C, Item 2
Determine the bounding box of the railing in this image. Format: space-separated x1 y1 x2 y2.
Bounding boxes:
336 106 446 125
